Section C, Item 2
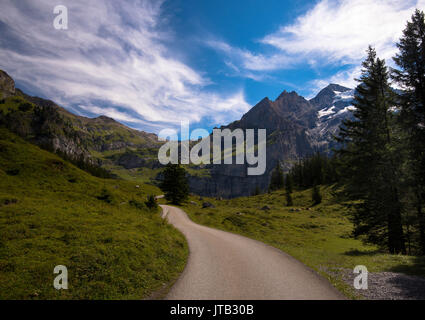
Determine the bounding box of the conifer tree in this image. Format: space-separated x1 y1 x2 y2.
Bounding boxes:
160 164 189 205
392 9 425 254
286 191 293 207
337 47 406 254
285 174 293 194
284 174 294 206
312 184 322 205
269 162 284 191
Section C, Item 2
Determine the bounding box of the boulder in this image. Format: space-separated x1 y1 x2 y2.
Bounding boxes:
202 202 215 209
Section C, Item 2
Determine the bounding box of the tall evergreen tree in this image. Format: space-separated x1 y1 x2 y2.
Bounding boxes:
312 185 322 205
285 174 293 194
285 191 293 207
392 9 425 255
337 47 406 254
269 162 284 191
285 174 293 206
160 164 189 205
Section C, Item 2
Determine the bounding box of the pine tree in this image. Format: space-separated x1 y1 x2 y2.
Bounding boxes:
253 185 260 196
285 174 293 194
285 191 293 207
392 9 425 255
337 47 406 254
269 162 284 191
159 164 189 205
312 185 322 205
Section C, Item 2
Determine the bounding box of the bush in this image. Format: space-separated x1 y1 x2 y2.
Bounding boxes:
129 200 144 209
96 188 113 204
145 195 158 210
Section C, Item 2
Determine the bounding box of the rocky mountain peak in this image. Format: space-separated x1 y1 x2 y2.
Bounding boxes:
310 83 352 110
0 70 16 99
276 90 299 101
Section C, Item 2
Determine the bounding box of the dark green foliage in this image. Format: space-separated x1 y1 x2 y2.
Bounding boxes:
285 174 294 206
252 185 260 196
288 152 338 189
145 195 158 210
6 168 19 176
312 185 322 205
392 9 425 255
285 174 293 194
55 150 114 179
285 191 293 207
269 162 284 191
336 47 406 254
160 164 189 205
18 102 32 112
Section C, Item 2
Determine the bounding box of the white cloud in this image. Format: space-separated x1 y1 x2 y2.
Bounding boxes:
208 0 424 93
208 40 296 72
0 0 250 132
262 0 424 91
262 0 422 62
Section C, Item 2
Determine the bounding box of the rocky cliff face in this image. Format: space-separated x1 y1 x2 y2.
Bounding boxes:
187 84 356 198
0 70 162 166
0 70 15 99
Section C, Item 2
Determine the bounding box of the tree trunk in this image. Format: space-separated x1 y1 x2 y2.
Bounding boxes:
415 189 425 255
388 188 406 255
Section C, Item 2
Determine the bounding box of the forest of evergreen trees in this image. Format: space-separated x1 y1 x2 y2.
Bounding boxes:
269 10 425 256
286 153 339 189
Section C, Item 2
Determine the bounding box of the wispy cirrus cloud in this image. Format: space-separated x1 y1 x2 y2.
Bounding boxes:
0 0 250 132
210 0 424 92
207 40 296 72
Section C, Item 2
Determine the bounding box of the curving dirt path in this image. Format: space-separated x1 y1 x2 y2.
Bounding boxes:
160 205 345 300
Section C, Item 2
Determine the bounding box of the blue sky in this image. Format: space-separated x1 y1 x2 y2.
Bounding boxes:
0 0 423 134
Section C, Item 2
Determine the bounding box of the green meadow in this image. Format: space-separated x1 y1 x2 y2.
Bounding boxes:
0 128 188 299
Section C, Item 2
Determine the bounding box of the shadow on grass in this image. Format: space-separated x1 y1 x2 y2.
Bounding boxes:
344 249 382 256
383 257 425 299
388 255 425 277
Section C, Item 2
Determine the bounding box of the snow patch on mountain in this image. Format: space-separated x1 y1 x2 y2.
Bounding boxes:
318 106 336 118
334 89 355 102
335 105 356 116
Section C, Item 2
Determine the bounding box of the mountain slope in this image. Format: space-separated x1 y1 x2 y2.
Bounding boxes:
1 69 356 198
0 127 187 299
308 84 355 151
0 70 163 173
188 85 355 198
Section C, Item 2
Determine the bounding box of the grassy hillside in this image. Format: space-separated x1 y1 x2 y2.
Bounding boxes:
181 186 425 298
0 128 187 299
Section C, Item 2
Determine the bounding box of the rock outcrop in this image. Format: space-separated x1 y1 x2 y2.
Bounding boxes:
0 70 15 99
